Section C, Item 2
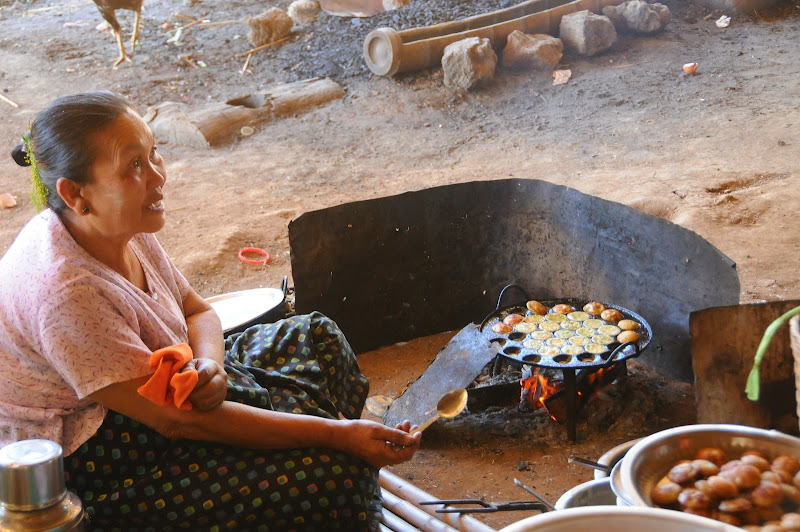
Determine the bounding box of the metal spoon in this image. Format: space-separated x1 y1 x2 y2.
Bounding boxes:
412 388 468 434
568 455 612 474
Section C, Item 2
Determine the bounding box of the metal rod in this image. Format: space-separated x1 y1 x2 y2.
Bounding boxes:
563 368 577 442
379 469 497 532
568 455 611 473
513 478 556 512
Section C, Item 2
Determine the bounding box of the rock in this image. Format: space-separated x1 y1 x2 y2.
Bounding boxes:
559 10 617 57
442 37 497 91
288 0 321 26
382 0 412 11
602 0 670 33
0 193 17 209
247 8 293 47
502 31 563 70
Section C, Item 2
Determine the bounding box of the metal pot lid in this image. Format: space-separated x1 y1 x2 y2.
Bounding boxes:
207 287 285 333
0 439 66 511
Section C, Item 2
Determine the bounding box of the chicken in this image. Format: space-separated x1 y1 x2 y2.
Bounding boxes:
93 0 145 68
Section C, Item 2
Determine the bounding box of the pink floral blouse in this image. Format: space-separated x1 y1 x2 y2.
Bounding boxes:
0 210 191 455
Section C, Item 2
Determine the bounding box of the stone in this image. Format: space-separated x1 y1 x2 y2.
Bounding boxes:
602 0 670 34
247 8 293 47
559 10 617 57
288 0 321 26
502 31 563 70
442 37 497 91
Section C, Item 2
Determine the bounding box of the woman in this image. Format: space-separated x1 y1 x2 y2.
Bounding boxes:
0 91 420 531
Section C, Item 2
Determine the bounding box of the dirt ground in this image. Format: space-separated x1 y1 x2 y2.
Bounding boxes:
0 0 798 528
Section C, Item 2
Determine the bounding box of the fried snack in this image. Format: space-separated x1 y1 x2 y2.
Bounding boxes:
652 478 682 505
526 300 547 315
696 447 728 467
503 313 524 325
669 462 701 484
492 322 513 334
707 475 738 499
773 456 800 477
551 303 573 314
653 449 800 528
722 464 762 490
742 454 772 472
678 487 711 510
583 302 606 314
601 308 623 321
617 330 640 344
719 497 754 513
618 319 640 330
693 459 721 477
751 481 784 507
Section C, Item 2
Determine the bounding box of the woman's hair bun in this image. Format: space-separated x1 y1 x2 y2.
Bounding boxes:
11 144 31 167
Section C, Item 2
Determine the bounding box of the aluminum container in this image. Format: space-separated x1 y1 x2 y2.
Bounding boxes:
498 505 741 532
0 440 85 531
616 424 800 508
554 477 616 510
593 437 642 480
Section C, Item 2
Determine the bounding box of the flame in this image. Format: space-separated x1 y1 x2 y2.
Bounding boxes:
521 372 560 419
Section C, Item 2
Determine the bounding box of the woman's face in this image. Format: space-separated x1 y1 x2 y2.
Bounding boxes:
82 109 167 240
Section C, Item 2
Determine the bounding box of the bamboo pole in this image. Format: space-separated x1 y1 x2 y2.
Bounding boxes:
381 490 459 532
379 469 497 532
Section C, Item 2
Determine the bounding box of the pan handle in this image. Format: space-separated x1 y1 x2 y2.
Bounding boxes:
480 284 532 331
495 284 531 311
604 341 639 367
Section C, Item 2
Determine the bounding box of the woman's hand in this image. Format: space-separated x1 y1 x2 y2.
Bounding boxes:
340 419 421 467
183 359 227 411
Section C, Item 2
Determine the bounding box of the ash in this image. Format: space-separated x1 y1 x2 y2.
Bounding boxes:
262 0 522 80
427 360 696 447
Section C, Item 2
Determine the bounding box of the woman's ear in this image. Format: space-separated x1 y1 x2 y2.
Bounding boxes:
55 177 89 215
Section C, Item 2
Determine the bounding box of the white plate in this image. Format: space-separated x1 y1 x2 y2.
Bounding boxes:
206 288 284 333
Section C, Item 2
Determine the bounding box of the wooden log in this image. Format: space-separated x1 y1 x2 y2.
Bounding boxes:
379 469 497 532
143 78 344 147
541 362 626 422
691 300 800 433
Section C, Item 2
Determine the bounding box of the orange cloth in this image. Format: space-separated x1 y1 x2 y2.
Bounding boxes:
136 343 198 410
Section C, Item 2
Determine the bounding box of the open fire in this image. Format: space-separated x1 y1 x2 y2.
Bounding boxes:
519 364 626 423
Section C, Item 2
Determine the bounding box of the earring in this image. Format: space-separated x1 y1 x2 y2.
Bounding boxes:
82 206 89 214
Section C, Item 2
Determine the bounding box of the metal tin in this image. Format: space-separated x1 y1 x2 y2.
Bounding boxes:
617 424 800 508
0 440 85 531
0 492 85 532
0 440 65 511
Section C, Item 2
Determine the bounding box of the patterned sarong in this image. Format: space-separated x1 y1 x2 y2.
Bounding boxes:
64 312 380 531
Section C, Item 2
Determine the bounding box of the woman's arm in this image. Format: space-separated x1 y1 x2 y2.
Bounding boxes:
89 377 420 467
181 287 227 410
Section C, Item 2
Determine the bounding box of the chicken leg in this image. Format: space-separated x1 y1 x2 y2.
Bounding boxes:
93 0 144 69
